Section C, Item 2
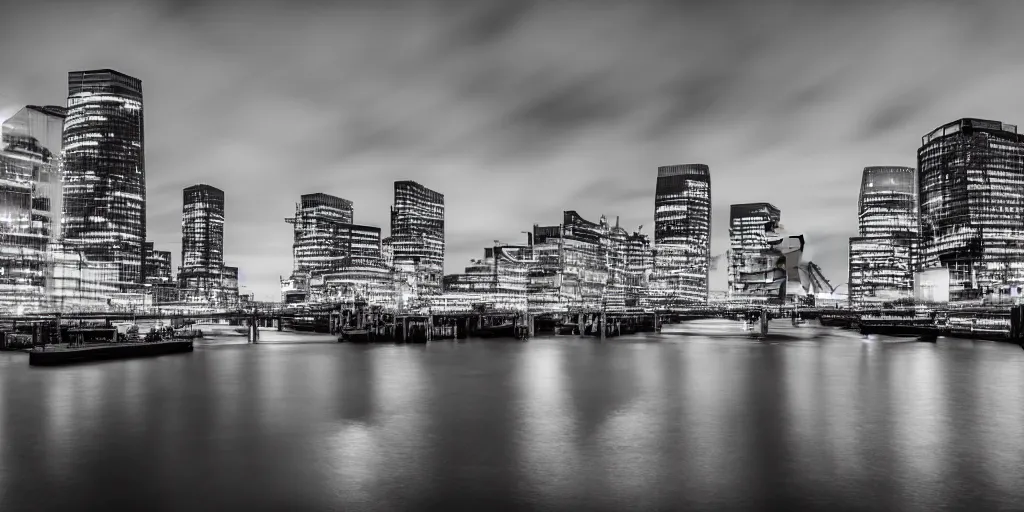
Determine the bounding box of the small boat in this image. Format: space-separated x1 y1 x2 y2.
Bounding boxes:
556 323 579 335
476 322 515 338
338 328 373 343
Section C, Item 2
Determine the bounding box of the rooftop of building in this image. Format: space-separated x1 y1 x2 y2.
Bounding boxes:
922 118 1024 145
184 183 225 196
394 180 445 199
657 164 710 178
26 105 67 118
68 69 143 96
730 202 780 216
300 192 353 210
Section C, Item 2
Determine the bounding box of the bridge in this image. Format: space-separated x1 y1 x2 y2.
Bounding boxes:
2 301 1020 344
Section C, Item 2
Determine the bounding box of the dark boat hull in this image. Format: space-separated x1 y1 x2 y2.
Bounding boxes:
557 323 579 335
338 330 374 343
29 341 193 366
476 324 515 338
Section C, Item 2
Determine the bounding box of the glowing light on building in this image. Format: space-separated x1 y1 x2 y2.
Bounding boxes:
179 184 229 304
390 181 444 296
848 166 919 306
529 211 638 313
283 192 384 305
61 69 145 291
728 203 785 300
286 193 354 279
651 164 711 306
918 118 1024 301
442 244 532 313
0 106 65 311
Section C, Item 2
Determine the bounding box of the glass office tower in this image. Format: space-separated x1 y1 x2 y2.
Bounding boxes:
390 181 445 295
179 184 225 301
650 164 711 306
286 193 355 278
918 118 1024 300
62 69 145 290
848 166 919 305
0 106 66 310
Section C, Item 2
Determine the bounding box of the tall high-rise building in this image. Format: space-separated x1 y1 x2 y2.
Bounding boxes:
284 193 389 305
848 166 919 305
285 193 355 278
390 181 444 295
179 184 225 301
650 164 711 305
918 118 1024 300
0 106 66 310
728 203 784 299
62 69 145 290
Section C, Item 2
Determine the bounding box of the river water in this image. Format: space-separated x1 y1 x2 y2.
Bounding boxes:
1 320 1022 511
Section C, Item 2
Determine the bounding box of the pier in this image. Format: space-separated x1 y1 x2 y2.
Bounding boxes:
4 303 1024 352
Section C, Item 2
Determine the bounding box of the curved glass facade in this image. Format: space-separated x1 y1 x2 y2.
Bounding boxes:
651 164 711 305
858 166 917 237
287 193 354 278
918 118 1024 300
849 166 919 305
62 69 145 290
179 184 225 302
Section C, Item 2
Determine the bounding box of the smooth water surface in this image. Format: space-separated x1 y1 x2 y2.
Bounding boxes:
1 321 1022 511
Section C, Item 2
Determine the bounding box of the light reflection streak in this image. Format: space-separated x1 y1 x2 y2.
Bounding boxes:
515 344 581 505
593 347 664 503
325 347 429 500
679 341 747 498
889 349 950 508
972 348 1024 493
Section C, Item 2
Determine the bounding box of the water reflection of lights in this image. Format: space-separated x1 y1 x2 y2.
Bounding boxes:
324 348 430 498
325 424 380 502
889 350 950 508
593 349 665 504
516 345 580 504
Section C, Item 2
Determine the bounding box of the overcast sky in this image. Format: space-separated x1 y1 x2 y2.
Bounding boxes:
2 0 1024 300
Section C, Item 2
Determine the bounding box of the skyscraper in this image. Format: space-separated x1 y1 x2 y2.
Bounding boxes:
848 166 919 305
918 118 1024 300
179 184 225 301
286 193 354 278
283 193 389 304
0 106 66 309
650 164 711 305
390 181 445 295
728 203 783 299
857 166 918 237
62 69 145 290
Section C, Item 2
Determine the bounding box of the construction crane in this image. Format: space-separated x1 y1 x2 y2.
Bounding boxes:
798 261 837 295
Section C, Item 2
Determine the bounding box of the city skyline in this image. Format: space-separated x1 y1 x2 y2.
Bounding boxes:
3 1 1024 300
